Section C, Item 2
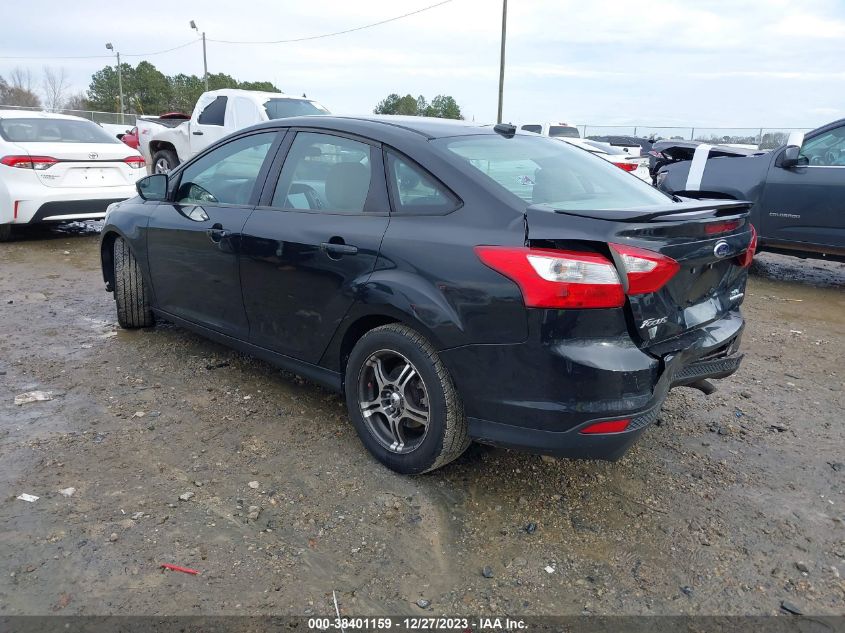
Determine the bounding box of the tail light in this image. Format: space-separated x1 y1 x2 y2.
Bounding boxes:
1 155 58 170
614 161 639 172
475 246 625 309
123 156 145 169
610 244 680 294
736 224 757 268
475 244 680 309
580 419 630 434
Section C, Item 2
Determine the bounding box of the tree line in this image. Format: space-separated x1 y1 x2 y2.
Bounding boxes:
374 93 462 119
1 62 466 122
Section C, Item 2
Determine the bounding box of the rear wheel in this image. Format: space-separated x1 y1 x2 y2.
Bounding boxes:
152 149 179 174
344 324 469 474
0 224 12 242
113 237 154 328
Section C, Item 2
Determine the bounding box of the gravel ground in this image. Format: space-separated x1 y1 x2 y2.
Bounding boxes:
0 223 843 616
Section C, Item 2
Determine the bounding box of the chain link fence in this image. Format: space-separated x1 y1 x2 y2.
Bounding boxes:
578 125 813 150
0 104 138 127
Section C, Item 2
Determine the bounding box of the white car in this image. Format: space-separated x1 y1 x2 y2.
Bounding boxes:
519 122 581 139
0 111 144 241
561 137 651 182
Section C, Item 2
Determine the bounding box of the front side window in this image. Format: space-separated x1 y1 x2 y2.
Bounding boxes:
0 118 119 144
197 96 228 126
436 134 670 210
521 124 542 134
800 126 845 166
177 132 276 205
271 132 372 212
386 152 459 214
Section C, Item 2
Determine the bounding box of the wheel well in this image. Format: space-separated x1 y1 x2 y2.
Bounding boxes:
101 231 118 291
149 140 176 156
338 314 400 377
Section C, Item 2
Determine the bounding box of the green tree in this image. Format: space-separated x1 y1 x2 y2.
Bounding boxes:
239 80 280 92
131 61 170 115
87 63 135 112
425 95 462 120
374 93 462 119
167 73 205 113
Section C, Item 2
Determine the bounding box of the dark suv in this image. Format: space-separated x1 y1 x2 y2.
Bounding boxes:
101 116 755 473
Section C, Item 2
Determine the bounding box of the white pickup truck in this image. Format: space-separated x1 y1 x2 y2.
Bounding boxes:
139 89 330 173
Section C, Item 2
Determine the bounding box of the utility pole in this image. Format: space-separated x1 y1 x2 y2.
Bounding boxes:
191 21 209 91
497 0 507 124
105 43 124 124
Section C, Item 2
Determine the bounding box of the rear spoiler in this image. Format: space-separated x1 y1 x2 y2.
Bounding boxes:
528 199 752 223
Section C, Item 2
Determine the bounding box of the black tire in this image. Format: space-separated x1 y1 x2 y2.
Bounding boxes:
344 323 469 474
0 224 12 242
152 148 179 174
113 237 154 329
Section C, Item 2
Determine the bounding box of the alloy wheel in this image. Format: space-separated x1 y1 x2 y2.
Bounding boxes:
357 349 430 454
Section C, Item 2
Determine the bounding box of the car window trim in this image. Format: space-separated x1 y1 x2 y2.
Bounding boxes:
382 147 463 216
170 129 285 208
255 127 390 216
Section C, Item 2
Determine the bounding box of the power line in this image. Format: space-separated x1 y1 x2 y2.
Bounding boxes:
208 0 453 45
0 39 200 61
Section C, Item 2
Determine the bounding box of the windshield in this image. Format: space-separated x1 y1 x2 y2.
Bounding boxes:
548 125 580 138
0 118 120 144
263 99 330 120
436 134 670 210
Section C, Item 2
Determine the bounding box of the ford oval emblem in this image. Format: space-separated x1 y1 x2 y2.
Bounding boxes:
713 240 731 258
89 152 98 160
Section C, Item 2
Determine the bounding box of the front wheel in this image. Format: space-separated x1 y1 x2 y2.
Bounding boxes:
344 324 469 474
113 237 154 328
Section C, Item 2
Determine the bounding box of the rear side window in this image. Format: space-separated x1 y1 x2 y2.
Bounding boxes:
263 99 330 119
386 152 459 215
0 118 119 144
549 125 580 138
197 96 228 126
271 132 373 212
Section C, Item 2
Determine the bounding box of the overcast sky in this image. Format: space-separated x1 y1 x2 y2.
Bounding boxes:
1 0 842 132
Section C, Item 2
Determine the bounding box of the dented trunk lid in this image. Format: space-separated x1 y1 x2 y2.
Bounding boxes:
525 199 754 349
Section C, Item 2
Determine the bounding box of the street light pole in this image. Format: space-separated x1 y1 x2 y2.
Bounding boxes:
190 21 209 92
105 43 124 125
497 0 507 124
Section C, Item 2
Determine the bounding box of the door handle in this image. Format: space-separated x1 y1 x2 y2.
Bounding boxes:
320 241 358 257
207 223 229 244
192 130 204 136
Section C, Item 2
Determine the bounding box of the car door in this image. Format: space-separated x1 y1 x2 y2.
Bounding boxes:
189 95 230 157
146 130 280 339
759 124 845 251
240 130 390 363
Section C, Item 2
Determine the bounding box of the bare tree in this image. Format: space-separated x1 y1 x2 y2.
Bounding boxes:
63 92 90 111
9 67 35 92
42 66 70 111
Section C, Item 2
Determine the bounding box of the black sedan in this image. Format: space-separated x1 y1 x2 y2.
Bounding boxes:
101 116 755 474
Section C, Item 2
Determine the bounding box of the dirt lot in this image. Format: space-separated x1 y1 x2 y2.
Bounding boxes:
0 223 843 617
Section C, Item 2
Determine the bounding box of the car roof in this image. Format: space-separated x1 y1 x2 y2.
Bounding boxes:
0 109 92 122
203 89 310 102
250 114 503 140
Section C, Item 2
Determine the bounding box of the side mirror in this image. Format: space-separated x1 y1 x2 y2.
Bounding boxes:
780 145 809 169
137 174 169 201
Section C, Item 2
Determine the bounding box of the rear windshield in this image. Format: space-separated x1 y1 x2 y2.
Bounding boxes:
0 118 119 143
263 99 330 120
548 125 580 138
436 134 670 210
